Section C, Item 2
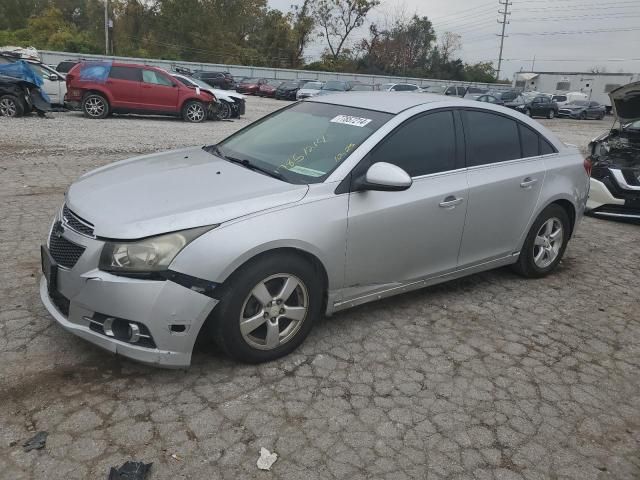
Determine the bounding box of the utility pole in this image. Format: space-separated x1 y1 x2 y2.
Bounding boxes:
104 0 109 55
496 0 512 81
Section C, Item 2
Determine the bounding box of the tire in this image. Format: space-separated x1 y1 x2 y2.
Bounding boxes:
0 94 25 117
182 100 207 123
598 112 605 120
513 204 570 278
579 111 587 120
218 100 232 120
82 93 109 119
547 109 555 119
209 253 323 363
525 108 532 117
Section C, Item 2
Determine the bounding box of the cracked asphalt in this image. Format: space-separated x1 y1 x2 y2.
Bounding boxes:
1 97 639 479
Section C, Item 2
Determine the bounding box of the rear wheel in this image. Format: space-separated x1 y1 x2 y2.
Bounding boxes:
0 95 24 117
209 253 323 363
547 109 555 119
513 204 570 278
579 111 587 120
82 93 109 119
182 100 206 123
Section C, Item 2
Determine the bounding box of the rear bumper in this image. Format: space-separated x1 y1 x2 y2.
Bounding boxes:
587 178 640 219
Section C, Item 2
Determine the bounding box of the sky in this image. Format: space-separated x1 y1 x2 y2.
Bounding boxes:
269 0 640 79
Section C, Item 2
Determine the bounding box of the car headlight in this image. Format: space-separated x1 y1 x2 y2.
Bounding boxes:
99 225 215 275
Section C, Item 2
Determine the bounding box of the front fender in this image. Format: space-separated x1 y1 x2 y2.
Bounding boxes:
169 188 348 294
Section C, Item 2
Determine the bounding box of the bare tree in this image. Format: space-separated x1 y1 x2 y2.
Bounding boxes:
313 0 380 61
291 0 314 64
439 31 461 62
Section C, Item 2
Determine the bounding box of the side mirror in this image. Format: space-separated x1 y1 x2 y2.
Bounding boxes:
357 162 412 192
48 73 59 81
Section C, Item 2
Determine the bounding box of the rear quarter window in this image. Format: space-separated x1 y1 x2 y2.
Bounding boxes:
539 137 557 155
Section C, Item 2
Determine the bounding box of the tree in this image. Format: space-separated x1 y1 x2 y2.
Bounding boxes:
439 32 461 62
291 0 314 66
313 0 379 61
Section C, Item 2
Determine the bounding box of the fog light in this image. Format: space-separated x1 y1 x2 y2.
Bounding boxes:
128 323 141 343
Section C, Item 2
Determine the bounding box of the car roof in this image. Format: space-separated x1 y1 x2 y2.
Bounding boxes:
309 92 465 114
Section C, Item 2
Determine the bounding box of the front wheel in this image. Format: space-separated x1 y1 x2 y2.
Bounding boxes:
525 108 532 117
182 100 207 123
209 254 323 363
513 204 570 278
0 94 25 117
579 111 587 120
218 100 232 120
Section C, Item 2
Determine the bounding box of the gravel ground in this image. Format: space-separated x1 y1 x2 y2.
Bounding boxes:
1 97 639 480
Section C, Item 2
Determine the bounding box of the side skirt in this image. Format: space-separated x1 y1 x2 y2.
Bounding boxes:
326 254 519 315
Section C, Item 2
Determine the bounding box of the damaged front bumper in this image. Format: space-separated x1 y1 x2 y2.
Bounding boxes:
39 213 219 368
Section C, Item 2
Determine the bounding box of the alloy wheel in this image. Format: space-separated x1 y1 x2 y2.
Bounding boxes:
0 98 17 117
219 101 232 120
85 97 105 117
533 217 563 268
187 103 205 122
239 274 309 350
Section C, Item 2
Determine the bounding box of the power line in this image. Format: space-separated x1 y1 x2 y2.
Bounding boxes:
510 26 640 36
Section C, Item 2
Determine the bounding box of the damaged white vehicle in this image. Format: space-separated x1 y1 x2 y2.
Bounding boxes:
173 73 246 120
587 81 640 220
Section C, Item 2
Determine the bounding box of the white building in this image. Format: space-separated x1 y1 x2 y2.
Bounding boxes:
513 71 639 111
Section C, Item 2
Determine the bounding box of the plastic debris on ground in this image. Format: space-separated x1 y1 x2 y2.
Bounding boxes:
23 431 48 452
256 447 278 471
108 461 152 480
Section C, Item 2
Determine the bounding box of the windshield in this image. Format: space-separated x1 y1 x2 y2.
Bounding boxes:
282 81 298 88
215 102 392 184
322 80 347 91
569 100 589 106
302 82 322 89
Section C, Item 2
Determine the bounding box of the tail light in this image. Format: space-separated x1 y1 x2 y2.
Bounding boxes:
583 156 593 177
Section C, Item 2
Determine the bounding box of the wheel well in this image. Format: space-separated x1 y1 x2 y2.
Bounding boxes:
82 89 110 103
180 97 205 111
551 199 576 238
225 248 329 308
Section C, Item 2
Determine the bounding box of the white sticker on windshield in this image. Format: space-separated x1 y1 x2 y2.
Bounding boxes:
288 165 325 177
330 115 372 127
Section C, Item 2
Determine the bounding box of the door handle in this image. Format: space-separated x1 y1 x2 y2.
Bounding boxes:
520 177 538 189
439 196 464 208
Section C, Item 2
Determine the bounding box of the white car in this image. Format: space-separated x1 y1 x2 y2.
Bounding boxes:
296 81 323 100
0 47 67 106
381 83 421 92
552 92 589 108
173 73 246 119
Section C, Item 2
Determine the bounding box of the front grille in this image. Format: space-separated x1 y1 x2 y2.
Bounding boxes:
62 205 94 237
49 232 85 268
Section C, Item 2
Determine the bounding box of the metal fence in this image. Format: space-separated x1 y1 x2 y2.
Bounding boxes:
40 50 512 91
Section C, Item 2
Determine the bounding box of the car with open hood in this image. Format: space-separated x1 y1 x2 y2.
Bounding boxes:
39 92 588 367
587 81 640 220
172 73 245 120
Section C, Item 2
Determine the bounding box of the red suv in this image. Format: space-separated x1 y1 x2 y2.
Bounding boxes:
65 62 216 122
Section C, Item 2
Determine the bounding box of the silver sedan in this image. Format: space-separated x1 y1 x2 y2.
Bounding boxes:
40 92 590 367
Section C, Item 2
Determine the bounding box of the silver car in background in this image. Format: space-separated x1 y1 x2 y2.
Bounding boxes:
40 93 590 367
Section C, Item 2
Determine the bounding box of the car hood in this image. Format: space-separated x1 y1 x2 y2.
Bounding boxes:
298 88 320 94
66 146 309 239
609 81 640 122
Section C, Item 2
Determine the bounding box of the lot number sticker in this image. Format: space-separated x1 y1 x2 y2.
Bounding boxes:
330 115 372 127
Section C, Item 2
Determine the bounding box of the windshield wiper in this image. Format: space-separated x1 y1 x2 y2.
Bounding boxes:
205 145 285 181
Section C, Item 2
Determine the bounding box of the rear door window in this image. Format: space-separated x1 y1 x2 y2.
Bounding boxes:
369 111 457 177
109 66 141 82
142 70 173 86
462 110 521 166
